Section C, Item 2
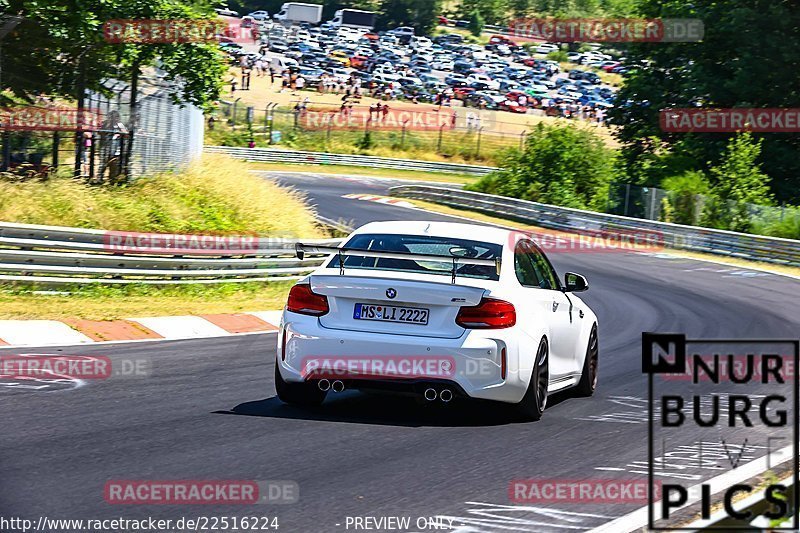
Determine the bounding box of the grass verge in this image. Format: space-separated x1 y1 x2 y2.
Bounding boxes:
0 282 295 321
0 154 324 238
0 154 328 321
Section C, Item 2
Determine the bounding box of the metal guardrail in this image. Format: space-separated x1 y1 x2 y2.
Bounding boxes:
389 185 800 267
204 146 497 176
0 222 342 285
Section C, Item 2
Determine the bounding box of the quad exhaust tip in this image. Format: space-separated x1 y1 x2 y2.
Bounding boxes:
424 388 437 401
318 379 331 392
439 388 453 403
331 380 345 393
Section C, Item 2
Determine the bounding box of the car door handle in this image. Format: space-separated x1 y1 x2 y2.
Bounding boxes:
552 301 559 312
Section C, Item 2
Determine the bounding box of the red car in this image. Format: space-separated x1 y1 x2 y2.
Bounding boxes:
349 55 369 69
489 35 517 46
438 15 450 25
500 91 530 113
453 87 476 100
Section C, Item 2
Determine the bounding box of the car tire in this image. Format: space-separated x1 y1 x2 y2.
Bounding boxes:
575 325 598 397
516 337 549 421
274 363 327 406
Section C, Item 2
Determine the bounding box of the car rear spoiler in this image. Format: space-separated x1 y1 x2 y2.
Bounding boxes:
295 243 501 284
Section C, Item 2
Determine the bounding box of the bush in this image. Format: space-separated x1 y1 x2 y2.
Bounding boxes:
547 50 569 63
467 123 617 210
701 133 773 232
661 171 710 225
467 9 485 36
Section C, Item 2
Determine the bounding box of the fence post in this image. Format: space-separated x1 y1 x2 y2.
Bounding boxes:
52 131 60 169
267 103 276 144
437 124 444 153
326 114 333 142
623 183 631 217
1 131 9 171
476 127 483 157
649 187 658 220
263 105 269 131
519 130 526 151
230 97 241 126
401 120 408 148
88 132 96 180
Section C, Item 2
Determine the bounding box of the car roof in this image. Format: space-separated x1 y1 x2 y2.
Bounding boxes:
350 221 511 246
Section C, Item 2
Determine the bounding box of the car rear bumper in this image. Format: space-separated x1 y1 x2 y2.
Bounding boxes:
276 310 532 403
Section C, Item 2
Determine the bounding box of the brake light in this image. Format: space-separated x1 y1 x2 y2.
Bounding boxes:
455 298 516 329
287 283 329 316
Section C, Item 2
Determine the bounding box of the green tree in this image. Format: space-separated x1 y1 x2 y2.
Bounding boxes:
3 0 226 109
460 0 507 25
468 123 617 210
376 0 442 34
467 9 484 37
701 133 773 232
610 0 800 203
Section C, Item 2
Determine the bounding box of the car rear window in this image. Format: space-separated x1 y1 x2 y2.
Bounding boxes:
329 233 502 281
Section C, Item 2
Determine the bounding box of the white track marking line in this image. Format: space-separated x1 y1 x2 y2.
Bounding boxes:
0 320 93 346
126 316 231 339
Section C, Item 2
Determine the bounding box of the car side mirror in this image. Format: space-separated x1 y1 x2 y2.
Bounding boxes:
564 272 588 292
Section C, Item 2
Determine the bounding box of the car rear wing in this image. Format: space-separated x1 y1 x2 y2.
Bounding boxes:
295 243 501 284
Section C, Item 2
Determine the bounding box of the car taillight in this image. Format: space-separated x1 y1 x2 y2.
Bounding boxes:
287 283 329 316
455 298 516 329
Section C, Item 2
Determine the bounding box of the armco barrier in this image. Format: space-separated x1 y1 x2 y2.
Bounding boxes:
389 185 800 266
0 222 342 285
204 146 497 176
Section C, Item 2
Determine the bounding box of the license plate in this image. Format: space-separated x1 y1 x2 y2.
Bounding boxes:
353 303 429 325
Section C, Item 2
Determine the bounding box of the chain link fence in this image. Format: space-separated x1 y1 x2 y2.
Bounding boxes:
608 182 800 237
0 76 203 181
210 100 530 163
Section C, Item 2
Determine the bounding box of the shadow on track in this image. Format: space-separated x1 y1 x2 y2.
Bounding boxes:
214 390 572 428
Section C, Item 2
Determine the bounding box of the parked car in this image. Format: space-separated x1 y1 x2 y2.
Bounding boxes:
535 43 559 54
214 6 238 16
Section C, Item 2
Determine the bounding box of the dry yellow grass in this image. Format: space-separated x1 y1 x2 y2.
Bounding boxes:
0 154 324 238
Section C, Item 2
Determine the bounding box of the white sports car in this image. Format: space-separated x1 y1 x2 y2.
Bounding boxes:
275 221 599 420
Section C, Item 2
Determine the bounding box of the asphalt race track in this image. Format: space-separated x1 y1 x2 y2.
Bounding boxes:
1 171 798 532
